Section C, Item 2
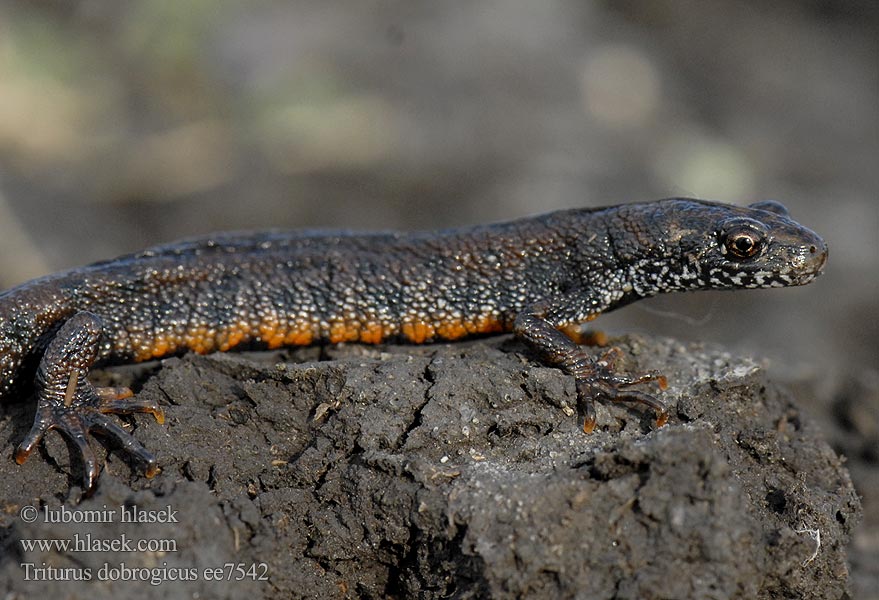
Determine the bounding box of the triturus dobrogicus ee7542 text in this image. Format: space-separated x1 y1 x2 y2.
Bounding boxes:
0 198 827 493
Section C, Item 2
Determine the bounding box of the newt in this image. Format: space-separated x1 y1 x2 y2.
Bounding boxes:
0 198 827 492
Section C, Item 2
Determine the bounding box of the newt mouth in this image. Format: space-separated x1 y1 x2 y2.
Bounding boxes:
793 240 828 285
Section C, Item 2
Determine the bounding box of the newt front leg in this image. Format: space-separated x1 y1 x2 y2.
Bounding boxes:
514 302 668 432
13 312 165 493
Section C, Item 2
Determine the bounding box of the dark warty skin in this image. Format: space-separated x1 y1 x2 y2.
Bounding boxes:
0 198 827 493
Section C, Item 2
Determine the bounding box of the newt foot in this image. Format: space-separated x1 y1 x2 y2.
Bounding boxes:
14 312 164 494
574 347 669 433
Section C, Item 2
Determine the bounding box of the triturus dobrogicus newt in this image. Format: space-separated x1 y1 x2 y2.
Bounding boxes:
0 198 827 492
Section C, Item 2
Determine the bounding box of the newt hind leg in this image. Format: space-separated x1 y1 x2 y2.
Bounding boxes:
14 312 164 494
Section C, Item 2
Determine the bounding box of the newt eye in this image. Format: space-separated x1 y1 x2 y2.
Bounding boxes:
719 218 767 260
728 232 759 257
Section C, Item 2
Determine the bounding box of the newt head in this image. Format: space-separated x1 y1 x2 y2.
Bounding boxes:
714 200 827 288
633 198 828 293
678 199 828 290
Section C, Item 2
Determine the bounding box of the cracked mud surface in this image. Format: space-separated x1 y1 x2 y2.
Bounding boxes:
0 335 862 598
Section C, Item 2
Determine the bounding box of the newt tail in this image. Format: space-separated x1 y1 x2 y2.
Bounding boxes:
0 198 827 493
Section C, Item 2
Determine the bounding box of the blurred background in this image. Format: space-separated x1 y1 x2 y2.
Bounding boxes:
0 0 876 593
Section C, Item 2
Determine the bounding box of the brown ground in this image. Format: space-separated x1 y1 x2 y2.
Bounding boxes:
0 335 862 598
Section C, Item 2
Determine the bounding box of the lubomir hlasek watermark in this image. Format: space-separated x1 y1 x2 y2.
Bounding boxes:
16 503 270 585
19 503 178 524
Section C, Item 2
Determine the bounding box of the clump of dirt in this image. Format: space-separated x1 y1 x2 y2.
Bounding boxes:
0 335 861 599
